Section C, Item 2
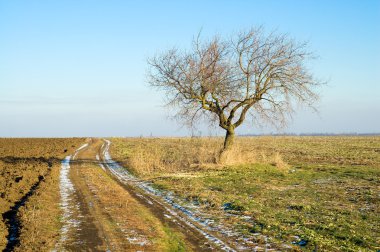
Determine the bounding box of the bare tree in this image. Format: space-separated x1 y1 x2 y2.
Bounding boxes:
147 27 322 153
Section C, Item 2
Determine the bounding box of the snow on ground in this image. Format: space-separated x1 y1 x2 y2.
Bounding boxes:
56 156 80 247
55 143 89 250
101 139 239 251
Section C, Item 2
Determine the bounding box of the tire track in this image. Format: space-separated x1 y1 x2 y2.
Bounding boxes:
100 139 237 251
55 143 103 251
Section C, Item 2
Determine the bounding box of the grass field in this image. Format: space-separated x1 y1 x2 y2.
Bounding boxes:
0 138 85 251
110 136 380 251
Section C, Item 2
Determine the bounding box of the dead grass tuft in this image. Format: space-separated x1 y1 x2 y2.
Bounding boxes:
114 138 222 176
218 145 257 165
112 138 265 176
271 152 289 170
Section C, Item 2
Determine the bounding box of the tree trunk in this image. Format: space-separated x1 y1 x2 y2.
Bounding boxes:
223 128 235 151
219 128 235 164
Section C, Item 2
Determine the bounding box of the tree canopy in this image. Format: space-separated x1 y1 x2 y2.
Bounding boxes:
148 27 322 151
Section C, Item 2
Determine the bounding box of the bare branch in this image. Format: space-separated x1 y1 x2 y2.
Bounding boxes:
147 27 323 149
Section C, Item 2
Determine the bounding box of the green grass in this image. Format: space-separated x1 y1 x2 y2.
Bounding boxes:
162 225 188 252
151 163 379 251
110 136 380 251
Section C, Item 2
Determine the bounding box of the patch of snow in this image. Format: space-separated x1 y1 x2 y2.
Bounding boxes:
55 143 89 250
73 143 89 159
127 237 150 246
55 156 81 249
96 154 106 171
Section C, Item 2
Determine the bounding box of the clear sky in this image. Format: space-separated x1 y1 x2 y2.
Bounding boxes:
0 0 379 137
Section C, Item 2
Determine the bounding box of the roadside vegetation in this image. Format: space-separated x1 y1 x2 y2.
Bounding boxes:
69 140 190 251
110 136 380 251
0 138 85 251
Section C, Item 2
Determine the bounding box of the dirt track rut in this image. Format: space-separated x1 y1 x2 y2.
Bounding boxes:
56 138 236 251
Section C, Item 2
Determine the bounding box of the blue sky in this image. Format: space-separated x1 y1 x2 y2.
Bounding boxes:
0 0 379 137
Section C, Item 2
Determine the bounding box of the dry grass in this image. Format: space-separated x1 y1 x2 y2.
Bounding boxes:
111 136 380 177
112 137 221 175
110 137 277 177
110 136 380 251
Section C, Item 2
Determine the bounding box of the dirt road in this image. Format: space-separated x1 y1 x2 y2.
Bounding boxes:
56 138 236 251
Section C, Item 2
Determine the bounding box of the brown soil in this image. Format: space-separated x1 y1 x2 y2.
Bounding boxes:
0 138 86 251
